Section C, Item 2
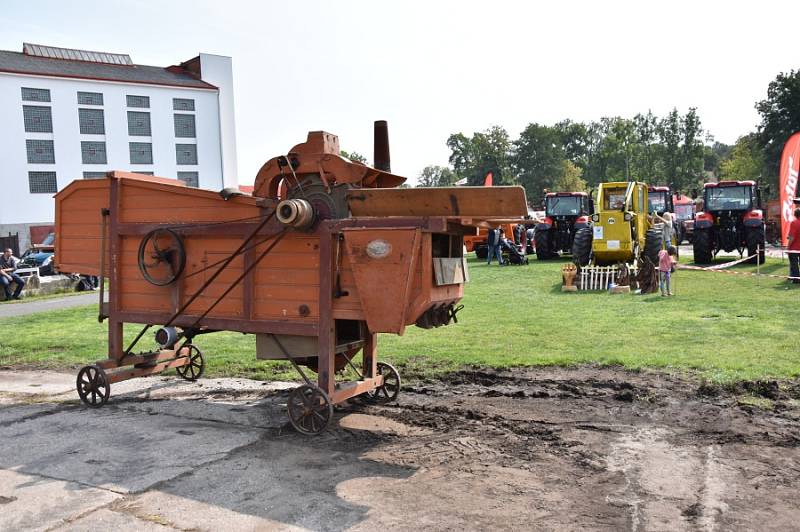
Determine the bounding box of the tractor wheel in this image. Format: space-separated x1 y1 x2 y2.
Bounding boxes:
535 229 554 260
644 229 663 266
572 227 593 266
746 226 766 264
693 229 713 264
475 246 488 260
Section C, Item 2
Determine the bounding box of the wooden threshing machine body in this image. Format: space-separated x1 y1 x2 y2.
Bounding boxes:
56 126 527 432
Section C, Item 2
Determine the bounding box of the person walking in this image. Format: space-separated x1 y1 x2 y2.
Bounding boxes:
0 248 25 300
658 245 678 296
486 227 504 265
787 207 800 286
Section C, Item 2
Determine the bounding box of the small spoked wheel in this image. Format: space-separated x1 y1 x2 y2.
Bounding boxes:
287 384 333 435
367 362 401 403
76 365 110 408
176 344 205 381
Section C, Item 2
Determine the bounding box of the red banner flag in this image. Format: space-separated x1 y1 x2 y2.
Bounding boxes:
779 132 800 246
483 171 493 187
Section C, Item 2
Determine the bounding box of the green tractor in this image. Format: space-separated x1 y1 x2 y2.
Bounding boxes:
572 181 663 268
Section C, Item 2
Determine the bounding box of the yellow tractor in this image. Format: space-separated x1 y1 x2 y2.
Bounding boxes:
572 181 662 267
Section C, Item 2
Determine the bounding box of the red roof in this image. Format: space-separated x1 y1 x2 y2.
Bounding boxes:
704 180 756 188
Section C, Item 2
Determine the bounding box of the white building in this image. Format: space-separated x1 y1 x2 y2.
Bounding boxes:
0 43 238 252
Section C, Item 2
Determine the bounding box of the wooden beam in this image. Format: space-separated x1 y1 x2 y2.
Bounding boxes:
347 186 528 218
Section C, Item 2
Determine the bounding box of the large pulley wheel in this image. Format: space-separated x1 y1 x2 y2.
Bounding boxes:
137 228 186 286
287 384 333 435
76 365 110 408
367 362 401 404
176 344 205 381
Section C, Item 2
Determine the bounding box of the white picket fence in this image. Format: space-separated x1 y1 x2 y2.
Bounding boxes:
579 264 637 291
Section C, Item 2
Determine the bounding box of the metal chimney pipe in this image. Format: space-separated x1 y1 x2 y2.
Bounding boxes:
373 120 391 172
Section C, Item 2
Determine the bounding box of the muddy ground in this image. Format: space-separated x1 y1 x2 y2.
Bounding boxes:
1 366 799 531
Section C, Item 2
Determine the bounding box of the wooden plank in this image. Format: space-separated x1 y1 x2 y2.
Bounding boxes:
331 376 383 404
347 186 528 218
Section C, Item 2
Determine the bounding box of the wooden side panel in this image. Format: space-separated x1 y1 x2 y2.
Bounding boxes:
55 179 111 275
347 186 528 218
118 178 261 224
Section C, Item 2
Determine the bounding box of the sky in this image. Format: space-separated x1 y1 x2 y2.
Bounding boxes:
1 1 798 186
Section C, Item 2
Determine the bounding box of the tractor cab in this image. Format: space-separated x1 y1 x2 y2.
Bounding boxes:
647 186 674 216
534 192 591 259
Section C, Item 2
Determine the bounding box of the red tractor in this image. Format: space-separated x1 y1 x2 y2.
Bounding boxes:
692 180 766 264
534 192 591 260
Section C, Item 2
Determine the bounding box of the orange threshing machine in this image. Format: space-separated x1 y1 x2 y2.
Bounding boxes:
56 122 528 433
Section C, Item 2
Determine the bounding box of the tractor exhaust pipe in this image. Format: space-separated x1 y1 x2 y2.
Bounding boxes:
373 120 391 172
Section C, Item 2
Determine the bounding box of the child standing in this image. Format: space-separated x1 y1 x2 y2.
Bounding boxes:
658 245 678 296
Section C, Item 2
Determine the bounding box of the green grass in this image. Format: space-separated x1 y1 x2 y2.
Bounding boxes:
1 255 798 383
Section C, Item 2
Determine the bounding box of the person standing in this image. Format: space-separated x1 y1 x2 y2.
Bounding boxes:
652 211 675 248
486 227 504 265
0 248 25 300
658 245 678 296
787 208 800 286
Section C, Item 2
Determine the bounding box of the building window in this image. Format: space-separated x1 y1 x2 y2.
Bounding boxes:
79 108 105 135
177 171 199 187
28 171 57 193
83 171 107 179
173 98 195 111
81 141 107 164
135 171 155 175
130 142 153 164
126 95 150 108
21 87 51 102
77 91 103 105
23 106 53 133
173 114 196 138
175 144 198 165
127 111 151 136
26 139 55 164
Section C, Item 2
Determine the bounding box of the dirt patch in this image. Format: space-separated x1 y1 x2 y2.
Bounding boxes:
328 366 800 530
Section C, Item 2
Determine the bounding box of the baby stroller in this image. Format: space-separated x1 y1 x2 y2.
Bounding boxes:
501 239 529 265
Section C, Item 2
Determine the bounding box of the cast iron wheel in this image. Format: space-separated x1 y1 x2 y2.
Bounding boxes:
76 365 110 408
571 227 593 266
367 362 401 403
287 384 333 435
745 226 766 265
692 228 714 264
535 229 554 260
176 344 205 381
137 228 186 286
644 228 663 265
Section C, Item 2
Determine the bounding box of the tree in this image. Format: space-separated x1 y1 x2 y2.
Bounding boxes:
704 142 732 178
719 135 763 182
340 150 367 164
632 111 660 181
552 160 587 192
658 108 682 187
512 123 565 198
417 165 456 187
678 107 705 191
446 126 513 185
756 69 800 179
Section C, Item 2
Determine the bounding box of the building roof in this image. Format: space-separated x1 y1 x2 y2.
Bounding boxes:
0 43 216 90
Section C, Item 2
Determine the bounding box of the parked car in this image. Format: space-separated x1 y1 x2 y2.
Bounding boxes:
18 233 56 275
